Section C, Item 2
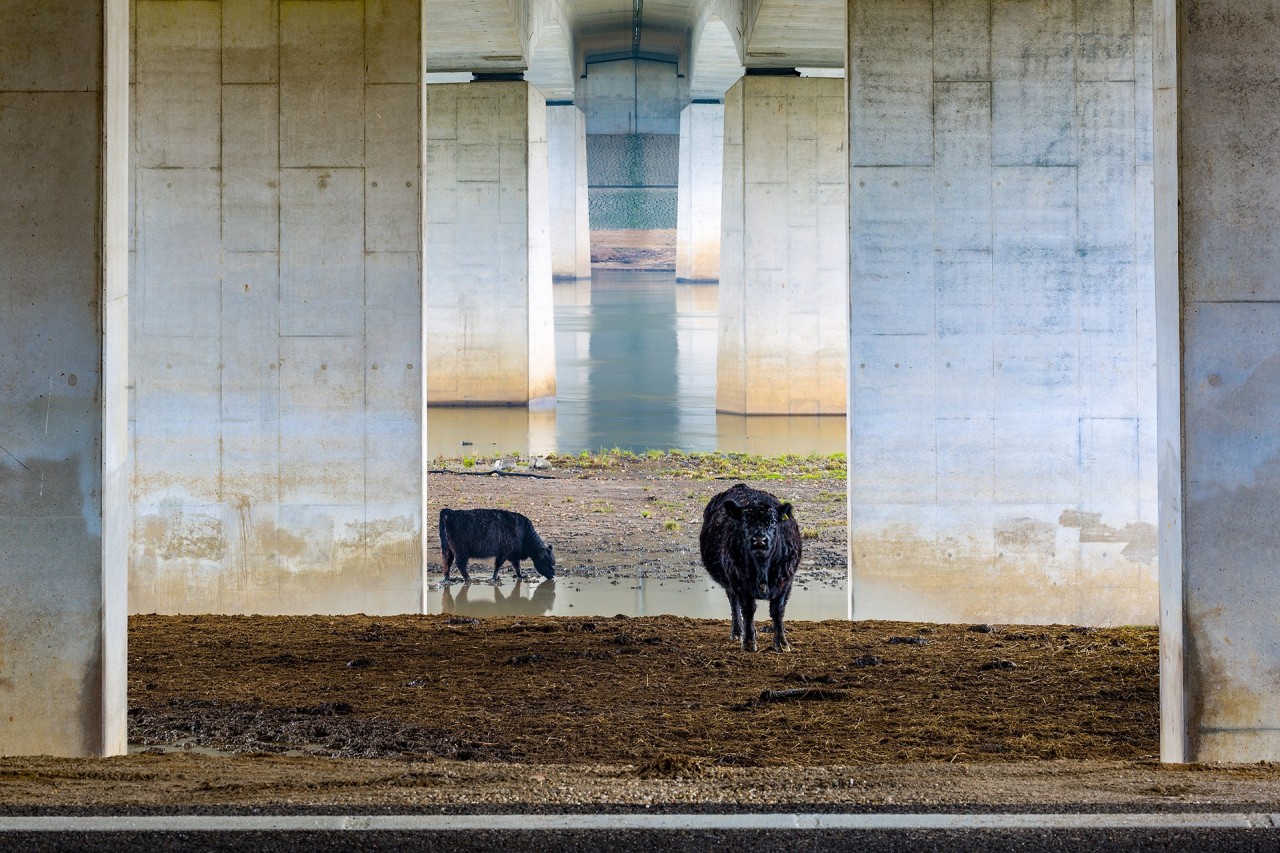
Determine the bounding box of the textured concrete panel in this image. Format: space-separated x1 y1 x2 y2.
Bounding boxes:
366 84 420 253
222 84 280 253
136 168 222 337
222 0 278 84
849 0 933 166
281 0 364 167
0 0 102 91
135 0 221 168
280 168 365 336
366 0 419 84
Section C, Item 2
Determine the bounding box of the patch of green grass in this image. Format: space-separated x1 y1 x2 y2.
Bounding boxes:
589 500 615 514
663 520 681 532
801 526 820 539
641 510 652 519
462 456 475 468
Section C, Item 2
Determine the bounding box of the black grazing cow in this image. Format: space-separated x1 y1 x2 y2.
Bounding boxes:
439 508 556 582
699 483 801 652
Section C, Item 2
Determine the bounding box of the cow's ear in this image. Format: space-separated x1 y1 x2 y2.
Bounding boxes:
724 499 743 520
779 503 794 521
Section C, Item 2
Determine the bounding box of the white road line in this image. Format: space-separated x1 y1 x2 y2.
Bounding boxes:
0 813 1277 832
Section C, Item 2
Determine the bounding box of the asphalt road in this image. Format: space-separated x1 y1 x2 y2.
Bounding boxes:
2 813 1278 852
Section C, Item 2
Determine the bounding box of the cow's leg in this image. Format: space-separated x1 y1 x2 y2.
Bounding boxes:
491 558 504 582
511 559 526 580
456 555 472 583
442 546 454 582
769 594 791 652
726 591 742 641
739 595 759 652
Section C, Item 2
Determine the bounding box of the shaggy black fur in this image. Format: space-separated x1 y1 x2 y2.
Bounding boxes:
698 483 801 652
439 508 556 582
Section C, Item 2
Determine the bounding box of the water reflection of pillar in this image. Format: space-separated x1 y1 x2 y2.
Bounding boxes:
586 274 680 451
675 283 719 449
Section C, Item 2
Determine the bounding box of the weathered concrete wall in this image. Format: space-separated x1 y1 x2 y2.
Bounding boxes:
676 103 725 282
130 0 423 615
1176 0 1280 761
0 0 127 755
579 58 686 135
719 76 848 415
846 0 1157 626
425 81 556 406
547 104 591 280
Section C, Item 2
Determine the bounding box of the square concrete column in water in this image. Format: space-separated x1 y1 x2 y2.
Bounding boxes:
677 102 725 283
547 104 591 281
718 76 849 416
0 0 128 756
426 81 557 407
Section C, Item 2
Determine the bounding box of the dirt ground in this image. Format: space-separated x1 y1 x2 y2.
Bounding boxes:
4 456 1278 810
590 229 676 270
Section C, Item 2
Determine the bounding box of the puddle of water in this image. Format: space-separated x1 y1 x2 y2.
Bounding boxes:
425 575 849 621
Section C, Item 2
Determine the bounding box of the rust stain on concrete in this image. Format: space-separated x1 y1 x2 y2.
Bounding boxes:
1059 510 1157 564
854 517 1157 626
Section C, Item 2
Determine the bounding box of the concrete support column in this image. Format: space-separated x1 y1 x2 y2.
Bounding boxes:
0 0 128 756
676 102 725 283
718 76 847 415
426 81 556 406
130 0 423 616
547 104 590 280
1166 0 1280 763
844 0 1156 626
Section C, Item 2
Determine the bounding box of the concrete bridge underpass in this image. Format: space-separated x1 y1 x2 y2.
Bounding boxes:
0 0 1270 767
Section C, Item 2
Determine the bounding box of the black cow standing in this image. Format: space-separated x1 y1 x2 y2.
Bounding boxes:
699 483 801 652
439 508 556 583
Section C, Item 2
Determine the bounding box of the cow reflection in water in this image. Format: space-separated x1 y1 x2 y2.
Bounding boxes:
441 578 556 617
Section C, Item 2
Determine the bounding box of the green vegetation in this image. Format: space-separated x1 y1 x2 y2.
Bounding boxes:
540 449 848 480
663 520 681 532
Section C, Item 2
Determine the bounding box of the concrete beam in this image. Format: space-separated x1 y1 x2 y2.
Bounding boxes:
0 0 128 757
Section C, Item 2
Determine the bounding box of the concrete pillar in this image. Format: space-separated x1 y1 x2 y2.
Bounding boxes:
718 75 847 415
0 0 128 756
130 0 423 615
547 104 590 280
845 0 1157 626
1165 0 1280 763
676 103 725 283
426 81 556 407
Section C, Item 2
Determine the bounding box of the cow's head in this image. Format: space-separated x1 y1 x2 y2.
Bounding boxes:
724 498 793 596
532 543 556 579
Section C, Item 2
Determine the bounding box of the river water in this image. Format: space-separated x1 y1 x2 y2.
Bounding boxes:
427 270 848 459
426 269 850 621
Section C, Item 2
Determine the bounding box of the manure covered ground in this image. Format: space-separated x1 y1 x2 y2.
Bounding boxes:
128 614 1158 766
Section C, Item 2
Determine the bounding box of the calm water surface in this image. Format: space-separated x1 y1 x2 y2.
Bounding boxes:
426 269 850 620
427 270 848 458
